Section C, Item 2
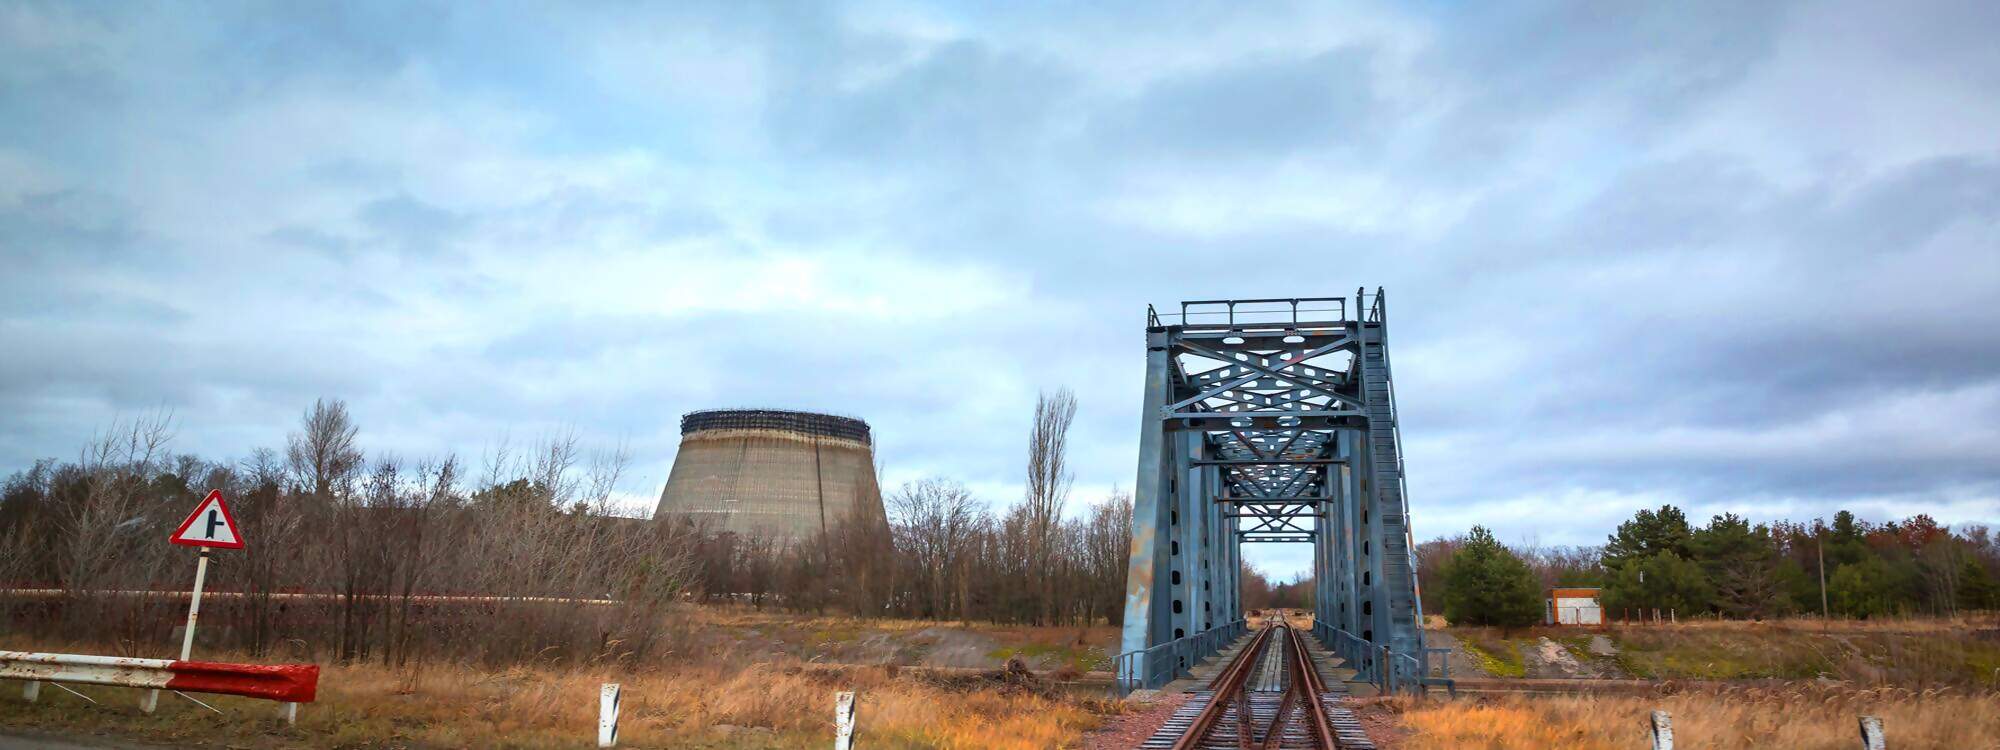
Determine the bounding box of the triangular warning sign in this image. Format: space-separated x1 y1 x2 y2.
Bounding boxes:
170 490 245 549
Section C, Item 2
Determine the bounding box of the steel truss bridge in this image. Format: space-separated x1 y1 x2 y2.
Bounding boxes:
1117 290 1439 693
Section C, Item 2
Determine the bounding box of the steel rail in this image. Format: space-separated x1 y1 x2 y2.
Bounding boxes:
1171 625 1276 750
1167 621 1346 750
1282 625 1340 749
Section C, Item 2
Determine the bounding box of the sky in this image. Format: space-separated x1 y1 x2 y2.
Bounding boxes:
3 1 1997 577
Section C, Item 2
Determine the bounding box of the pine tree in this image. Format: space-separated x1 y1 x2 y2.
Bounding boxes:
1603 505 1693 569
1601 551 1711 616
1689 513 1780 618
1440 526 1543 627
1955 557 1998 611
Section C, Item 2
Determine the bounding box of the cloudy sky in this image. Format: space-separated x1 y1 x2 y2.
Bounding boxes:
3 1 1996 576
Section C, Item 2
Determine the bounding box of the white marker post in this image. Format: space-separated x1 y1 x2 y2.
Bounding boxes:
1858 716 1885 750
1650 710 1674 750
598 683 621 748
153 490 247 715
834 691 857 750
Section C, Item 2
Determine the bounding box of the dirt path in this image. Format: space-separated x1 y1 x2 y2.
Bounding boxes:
1346 697 1412 749
1419 630 1485 678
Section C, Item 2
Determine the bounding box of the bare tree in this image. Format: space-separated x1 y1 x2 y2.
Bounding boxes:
1024 387 1077 624
889 478 982 619
57 413 174 596
287 398 362 504
234 446 301 656
583 440 631 515
1919 536 1966 616
533 429 581 510
1081 489 1132 625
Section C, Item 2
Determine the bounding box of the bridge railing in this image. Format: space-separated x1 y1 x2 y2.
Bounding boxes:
1311 621 1455 697
1147 298 1349 329
1113 618 1247 694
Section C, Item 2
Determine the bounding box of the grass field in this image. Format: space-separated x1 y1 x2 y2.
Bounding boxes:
0 606 1125 749
694 607 1121 673
2 657 1118 749
9 610 1997 748
1390 685 2000 750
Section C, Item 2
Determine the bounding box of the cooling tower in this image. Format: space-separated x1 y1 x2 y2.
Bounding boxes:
653 409 884 548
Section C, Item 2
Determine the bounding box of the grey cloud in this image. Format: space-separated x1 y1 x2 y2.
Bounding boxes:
1437 1 1790 125
768 36 1078 171
1109 47 1382 159
203 3 452 86
358 193 465 251
267 225 353 257
2 1 1997 577
0 190 140 265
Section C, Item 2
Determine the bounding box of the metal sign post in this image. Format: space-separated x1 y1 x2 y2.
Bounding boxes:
180 547 212 661
148 490 247 714
145 549 211 714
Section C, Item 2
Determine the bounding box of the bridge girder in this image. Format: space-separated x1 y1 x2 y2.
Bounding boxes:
1118 292 1426 691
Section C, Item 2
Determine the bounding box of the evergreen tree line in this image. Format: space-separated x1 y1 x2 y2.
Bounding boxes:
1420 506 2000 627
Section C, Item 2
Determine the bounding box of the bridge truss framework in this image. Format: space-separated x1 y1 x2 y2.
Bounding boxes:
1117 290 1433 692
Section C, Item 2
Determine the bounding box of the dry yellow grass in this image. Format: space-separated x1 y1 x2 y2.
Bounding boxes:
691 606 1122 672
1 605 1142 748
2 657 1114 749
1395 685 2000 750
1626 612 2000 634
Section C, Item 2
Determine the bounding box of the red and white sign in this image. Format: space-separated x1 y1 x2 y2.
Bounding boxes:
169 490 245 549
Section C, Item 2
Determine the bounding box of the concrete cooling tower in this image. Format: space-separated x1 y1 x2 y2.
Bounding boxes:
653 409 884 548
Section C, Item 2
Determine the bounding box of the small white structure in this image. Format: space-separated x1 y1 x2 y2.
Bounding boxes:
1545 587 1603 625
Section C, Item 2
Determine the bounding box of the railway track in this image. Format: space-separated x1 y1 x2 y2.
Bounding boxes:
1141 619 1374 750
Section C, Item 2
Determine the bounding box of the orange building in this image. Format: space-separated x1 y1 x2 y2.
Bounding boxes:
1545 587 1603 625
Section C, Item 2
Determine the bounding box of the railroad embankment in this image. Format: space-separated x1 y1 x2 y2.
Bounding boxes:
1433 614 2000 686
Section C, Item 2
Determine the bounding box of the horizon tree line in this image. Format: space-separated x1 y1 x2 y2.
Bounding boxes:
1420 505 2000 627
0 389 1139 670
8 395 1994 672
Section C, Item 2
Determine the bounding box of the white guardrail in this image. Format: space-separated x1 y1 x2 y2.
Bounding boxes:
2 651 319 724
